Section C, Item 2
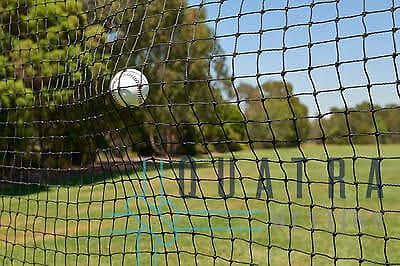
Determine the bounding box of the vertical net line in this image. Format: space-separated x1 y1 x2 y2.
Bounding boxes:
306 1 318 264
362 1 389 264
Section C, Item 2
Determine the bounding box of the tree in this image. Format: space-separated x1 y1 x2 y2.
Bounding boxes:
88 0 244 155
376 104 400 144
0 0 110 172
238 81 310 147
320 102 400 145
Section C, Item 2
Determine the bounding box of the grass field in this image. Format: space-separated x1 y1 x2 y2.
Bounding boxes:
1 144 400 265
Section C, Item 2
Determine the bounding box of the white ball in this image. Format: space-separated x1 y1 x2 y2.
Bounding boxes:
110 69 149 107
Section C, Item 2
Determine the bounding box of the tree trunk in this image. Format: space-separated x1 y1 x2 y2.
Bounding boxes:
149 130 166 156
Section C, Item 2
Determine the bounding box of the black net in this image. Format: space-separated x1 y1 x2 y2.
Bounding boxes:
0 0 400 265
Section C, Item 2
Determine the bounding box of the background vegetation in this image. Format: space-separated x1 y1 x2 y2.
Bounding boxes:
0 0 399 173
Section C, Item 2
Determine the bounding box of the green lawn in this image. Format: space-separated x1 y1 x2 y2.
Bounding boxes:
1 144 400 265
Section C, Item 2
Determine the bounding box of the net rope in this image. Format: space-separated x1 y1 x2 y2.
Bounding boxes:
0 0 399 265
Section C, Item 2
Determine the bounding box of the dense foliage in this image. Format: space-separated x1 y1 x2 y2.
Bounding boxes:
0 0 246 174
238 81 310 148
311 102 400 145
89 0 245 155
0 0 109 171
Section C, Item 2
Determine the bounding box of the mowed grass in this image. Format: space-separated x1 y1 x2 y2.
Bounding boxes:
1 144 400 265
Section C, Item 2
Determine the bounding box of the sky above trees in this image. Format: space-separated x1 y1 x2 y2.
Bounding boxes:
187 0 400 115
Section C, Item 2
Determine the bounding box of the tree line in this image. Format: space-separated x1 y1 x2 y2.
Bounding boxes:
0 0 399 175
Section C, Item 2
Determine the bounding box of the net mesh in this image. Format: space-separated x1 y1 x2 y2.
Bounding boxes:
0 0 400 265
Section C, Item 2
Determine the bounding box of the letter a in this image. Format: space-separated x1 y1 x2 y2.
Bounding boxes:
366 159 383 198
256 158 273 199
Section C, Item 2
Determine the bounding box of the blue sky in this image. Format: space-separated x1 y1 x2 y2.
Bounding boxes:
187 0 400 115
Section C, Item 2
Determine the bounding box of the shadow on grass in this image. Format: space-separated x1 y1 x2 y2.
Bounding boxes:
50 159 215 186
0 183 49 196
0 158 221 196
0 168 137 196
